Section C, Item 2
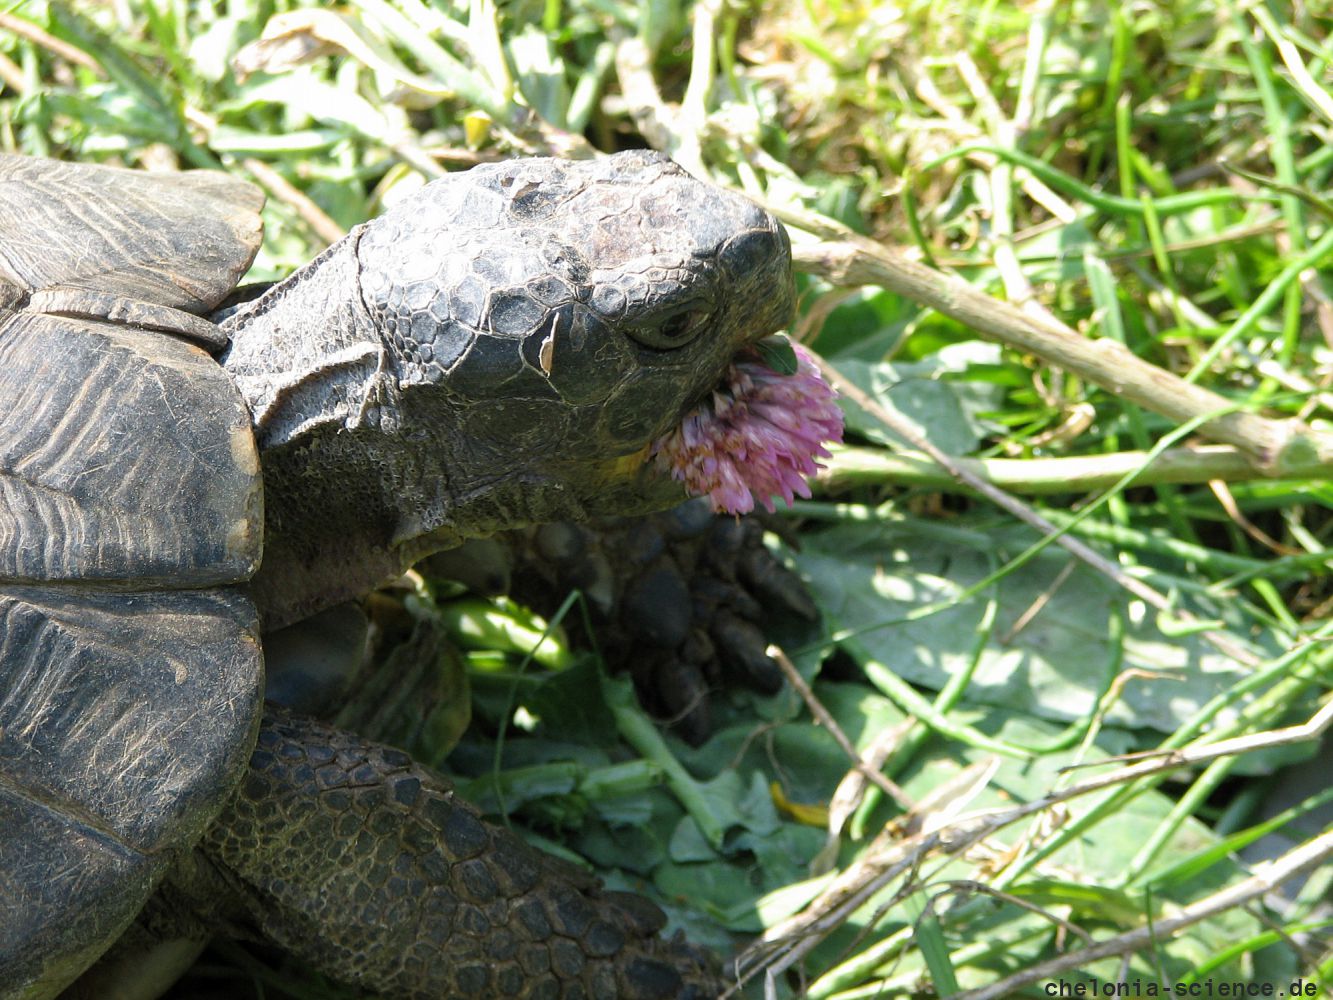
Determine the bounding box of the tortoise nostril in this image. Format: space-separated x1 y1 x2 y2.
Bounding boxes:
718 226 785 279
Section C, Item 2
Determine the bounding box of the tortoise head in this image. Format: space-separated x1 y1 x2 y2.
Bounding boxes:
355 150 795 534
230 152 793 624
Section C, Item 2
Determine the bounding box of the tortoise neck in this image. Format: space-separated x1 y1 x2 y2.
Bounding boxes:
220 231 421 628
220 230 394 452
216 242 561 629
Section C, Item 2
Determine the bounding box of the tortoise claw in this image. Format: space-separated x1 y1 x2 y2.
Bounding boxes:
435 498 818 743
632 649 714 748
740 533 819 621
711 611 783 694
623 562 693 648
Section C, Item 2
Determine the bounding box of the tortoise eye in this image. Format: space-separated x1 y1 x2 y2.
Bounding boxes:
630 307 711 350
661 312 699 340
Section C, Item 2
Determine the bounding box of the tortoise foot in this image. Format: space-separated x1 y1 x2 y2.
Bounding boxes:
433 499 817 746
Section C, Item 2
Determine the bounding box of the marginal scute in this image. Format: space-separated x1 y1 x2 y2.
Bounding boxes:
0 796 169 998
0 154 262 316
0 585 263 995
0 156 270 998
0 586 263 852
0 312 261 586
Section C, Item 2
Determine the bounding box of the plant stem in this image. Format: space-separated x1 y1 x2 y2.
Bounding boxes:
821 442 1333 495
781 226 1333 473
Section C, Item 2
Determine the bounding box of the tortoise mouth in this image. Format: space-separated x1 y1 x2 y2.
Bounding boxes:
582 443 690 516
647 341 843 515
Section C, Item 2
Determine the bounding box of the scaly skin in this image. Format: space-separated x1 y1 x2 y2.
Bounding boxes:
194 712 719 1000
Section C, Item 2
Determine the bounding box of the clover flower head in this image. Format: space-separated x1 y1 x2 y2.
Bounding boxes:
651 342 843 515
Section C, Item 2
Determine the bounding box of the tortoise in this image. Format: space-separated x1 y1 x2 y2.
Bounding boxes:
0 149 796 999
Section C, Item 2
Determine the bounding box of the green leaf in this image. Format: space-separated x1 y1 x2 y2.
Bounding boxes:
916 908 960 997
833 344 1004 455
792 518 1274 734
1008 879 1148 926
755 334 799 375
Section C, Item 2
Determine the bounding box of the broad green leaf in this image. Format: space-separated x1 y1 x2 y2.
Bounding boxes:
755 334 799 375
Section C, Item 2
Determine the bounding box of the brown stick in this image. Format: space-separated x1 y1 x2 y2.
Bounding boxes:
792 236 1333 472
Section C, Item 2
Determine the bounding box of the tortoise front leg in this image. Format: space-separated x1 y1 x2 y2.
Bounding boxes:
429 499 819 746
183 710 719 1000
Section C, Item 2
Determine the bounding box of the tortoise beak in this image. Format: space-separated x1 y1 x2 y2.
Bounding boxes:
572 444 690 519
720 214 796 348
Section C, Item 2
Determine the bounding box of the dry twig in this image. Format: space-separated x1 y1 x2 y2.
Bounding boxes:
732 700 1333 994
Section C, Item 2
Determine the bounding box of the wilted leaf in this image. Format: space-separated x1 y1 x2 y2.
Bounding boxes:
232 8 450 99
